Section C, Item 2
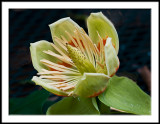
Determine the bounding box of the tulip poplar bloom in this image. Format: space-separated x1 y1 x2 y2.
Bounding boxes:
30 12 120 97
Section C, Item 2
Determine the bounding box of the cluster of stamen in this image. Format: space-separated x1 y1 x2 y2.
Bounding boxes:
38 26 108 94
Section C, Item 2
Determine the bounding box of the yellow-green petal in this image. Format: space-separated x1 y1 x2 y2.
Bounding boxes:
73 73 110 97
87 12 119 54
105 37 120 77
49 17 81 45
32 76 69 96
30 40 59 72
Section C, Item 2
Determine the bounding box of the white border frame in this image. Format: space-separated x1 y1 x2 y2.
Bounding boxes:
2 2 159 123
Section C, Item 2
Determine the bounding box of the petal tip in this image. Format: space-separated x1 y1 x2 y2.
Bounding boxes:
48 17 71 27
90 11 103 16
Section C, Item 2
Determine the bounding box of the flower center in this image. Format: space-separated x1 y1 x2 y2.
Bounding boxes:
66 43 96 74
38 28 109 94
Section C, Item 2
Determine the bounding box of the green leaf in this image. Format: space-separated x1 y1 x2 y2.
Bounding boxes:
110 108 133 115
42 97 62 114
96 97 111 114
92 97 99 112
98 76 151 115
9 89 50 115
46 97 100 115
87 12 119 54
30 40 59 72
73 73 110 97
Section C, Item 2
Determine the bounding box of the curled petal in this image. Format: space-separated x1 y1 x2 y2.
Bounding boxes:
87 12 119 54
32 76 69 96
73 73 110 97
30 40 60 72
105 38 120 77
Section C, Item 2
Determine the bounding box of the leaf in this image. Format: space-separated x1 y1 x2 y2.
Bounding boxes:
98 76 151 115
96 97 111 114
42 97 62 114
92 97 99 112
110 107 133 115
96 97 131 115
73 73 110 97
46 97 100 115
87 12 119 54
9 89 50 115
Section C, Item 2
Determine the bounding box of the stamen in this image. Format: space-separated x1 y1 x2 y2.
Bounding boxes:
66 79 79 84
40 76 79 85
55 83 68 88
94 44 100 62
38 70 80 75
43 50 75 67
96 61 104 69
48 82 64 85
74 28 88 58
68 91 73 96
41 62 68 72
79 28 97 66
61 35 69 44
50 43 69 58
48 77 79 85
59 85 75 91
81 33 96 67
65 31 79 48
48 77 80 91
83 33 97 54
40 75 69 79
54 36 68 51
97 31 104 62
79 32 93 63
40 59 79 73
80 27 87 35
94 44 100 56
54 36 67 52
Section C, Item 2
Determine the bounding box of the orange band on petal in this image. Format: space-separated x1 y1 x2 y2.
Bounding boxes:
97 35 108 51
88 86 107 97
112 42 116 48
110 60 120 77
58 61 72 68
69 37 85 49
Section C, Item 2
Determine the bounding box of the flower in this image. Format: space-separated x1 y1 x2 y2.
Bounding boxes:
30 12 120 97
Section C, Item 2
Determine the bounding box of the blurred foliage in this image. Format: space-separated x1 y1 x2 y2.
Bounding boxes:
9 89 50 115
